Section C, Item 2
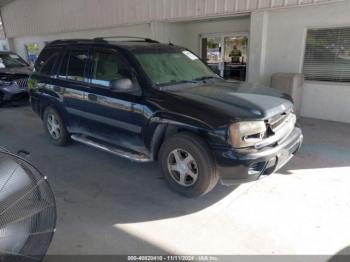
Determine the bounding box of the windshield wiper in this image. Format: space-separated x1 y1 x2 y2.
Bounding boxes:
160 79 198 86
192 76 220 82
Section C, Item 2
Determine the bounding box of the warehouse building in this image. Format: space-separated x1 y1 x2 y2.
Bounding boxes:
0 0 349 123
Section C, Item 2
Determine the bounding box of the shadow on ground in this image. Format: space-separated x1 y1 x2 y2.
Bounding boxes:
1 106 239 254
0 106 237 225
328 246 350 262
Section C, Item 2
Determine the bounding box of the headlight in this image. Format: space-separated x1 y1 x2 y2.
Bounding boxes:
229 121 267 148
0 80 12 86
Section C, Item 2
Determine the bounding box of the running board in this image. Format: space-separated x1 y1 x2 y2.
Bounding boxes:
71 134 151 163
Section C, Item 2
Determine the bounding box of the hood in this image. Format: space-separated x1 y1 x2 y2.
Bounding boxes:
170 81 293 121
0 66 32 76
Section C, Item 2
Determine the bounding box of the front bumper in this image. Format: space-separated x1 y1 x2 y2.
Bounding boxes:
0 85 28 104
214 127 303 186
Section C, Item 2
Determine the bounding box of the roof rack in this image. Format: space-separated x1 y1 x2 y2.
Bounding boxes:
49 39 104 45
93 36 160 43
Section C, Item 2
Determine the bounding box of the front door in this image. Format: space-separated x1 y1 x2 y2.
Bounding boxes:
200 34 248 81
82 48 146 154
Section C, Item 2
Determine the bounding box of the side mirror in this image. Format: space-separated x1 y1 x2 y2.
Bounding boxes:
110 78 134 92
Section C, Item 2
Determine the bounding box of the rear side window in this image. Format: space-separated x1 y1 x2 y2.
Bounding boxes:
35 48 61 76
66 49 89 83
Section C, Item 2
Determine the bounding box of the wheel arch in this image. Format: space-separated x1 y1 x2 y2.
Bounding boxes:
149 117 213 161
40 98 69 126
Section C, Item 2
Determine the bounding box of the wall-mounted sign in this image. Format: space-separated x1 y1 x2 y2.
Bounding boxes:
25 43 40 65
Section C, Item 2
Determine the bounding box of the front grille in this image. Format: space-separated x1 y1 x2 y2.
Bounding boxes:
268 112 290 132
268 112 296 134
255 110 296 149
15 78 29 89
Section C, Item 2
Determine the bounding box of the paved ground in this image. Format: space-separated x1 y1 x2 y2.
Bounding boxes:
0 106 350 260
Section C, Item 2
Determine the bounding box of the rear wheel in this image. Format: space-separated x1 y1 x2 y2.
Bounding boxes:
43 107 70 146
159 132 219 197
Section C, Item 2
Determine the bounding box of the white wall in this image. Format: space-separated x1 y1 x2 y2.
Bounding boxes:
10 23 151 60
149 17 251 55
183 16 251 54
150 22 188 47
0 40 9 51
250 1 350 123
2 0 341 38
10 16 250 61
302 82 350 123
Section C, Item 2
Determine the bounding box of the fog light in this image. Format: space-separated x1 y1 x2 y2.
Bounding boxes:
266 158 277 169
263 157 278 175
248 162 266 176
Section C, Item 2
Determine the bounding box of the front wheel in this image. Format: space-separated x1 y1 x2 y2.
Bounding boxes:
43 107 70 146
0 93 4 107
159 133 219 198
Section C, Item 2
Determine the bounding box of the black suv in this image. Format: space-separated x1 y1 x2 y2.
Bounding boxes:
29 37 303 197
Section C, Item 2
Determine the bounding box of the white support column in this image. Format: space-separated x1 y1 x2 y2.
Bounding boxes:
0 37 14 51
247 10 269 84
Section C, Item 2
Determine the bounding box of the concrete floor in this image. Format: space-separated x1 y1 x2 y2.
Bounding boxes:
0 106 350 260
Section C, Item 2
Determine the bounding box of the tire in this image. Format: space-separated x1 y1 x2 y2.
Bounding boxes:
0 92 4 107
159 132 219 198
43 107 70 146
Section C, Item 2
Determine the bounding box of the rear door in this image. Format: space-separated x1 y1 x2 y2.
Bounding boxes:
82 47 146 153
56 47 91 131
30 47 63 113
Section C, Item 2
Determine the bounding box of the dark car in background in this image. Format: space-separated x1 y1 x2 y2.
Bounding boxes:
0 51 32 106
29 37 303 197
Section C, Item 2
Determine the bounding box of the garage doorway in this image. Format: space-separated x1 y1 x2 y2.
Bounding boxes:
200 33 248 81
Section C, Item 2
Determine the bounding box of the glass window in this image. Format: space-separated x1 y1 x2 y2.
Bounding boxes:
91 51 130 87
35 50 51 72
303 27 350 83
66 50 89 82
58 52 69 78
224 36 248 64
135 50 217 86
35 48 60 75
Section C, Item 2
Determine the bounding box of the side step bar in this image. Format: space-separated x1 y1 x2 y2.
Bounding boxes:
71 134 151 163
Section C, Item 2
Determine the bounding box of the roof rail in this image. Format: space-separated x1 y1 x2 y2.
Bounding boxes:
93 36 159 43
49 39 105 45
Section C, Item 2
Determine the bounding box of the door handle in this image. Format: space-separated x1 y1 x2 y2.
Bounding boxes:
87 93 98 102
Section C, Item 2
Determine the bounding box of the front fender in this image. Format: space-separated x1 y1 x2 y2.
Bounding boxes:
145 112 228 160
152 111 213 130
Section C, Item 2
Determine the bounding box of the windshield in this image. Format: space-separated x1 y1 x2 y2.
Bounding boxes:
0 53 28 69
134 49 218 86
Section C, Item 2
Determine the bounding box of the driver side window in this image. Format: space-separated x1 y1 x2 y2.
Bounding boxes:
92 50 130 88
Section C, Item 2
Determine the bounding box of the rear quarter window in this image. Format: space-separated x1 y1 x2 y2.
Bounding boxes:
35 48 62 76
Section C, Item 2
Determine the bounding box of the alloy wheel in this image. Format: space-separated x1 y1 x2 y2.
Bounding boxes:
167 149 199 187
47 113 61 140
